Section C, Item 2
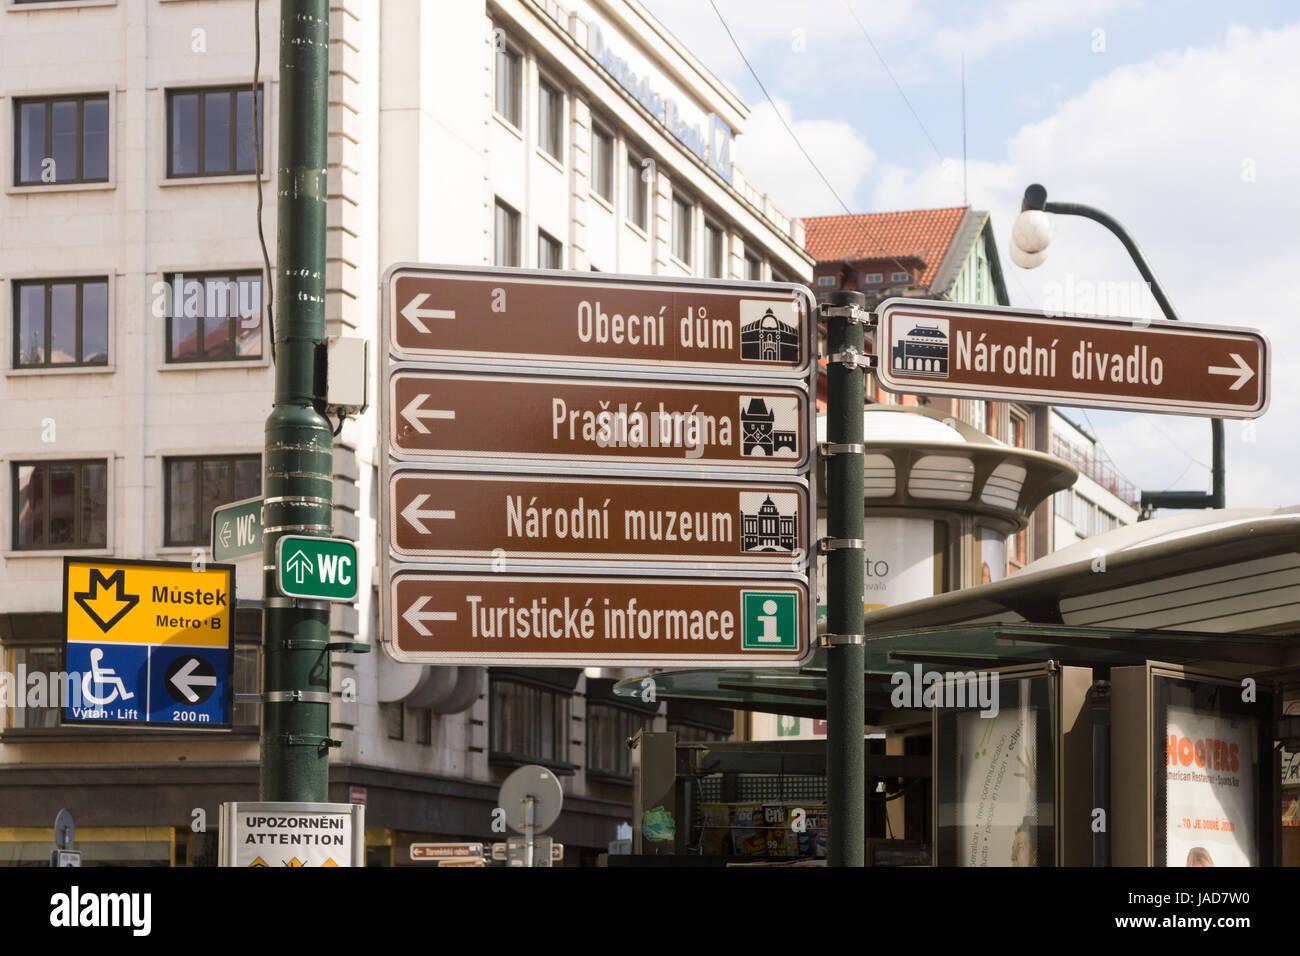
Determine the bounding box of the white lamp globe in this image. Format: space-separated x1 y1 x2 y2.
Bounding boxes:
1009 241 1048 269
1011 209 1053 255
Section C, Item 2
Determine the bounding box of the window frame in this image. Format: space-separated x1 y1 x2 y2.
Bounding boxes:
890 270 911 283
626 153 648 230
586 701 653 782
11 276 110 369
494 198 521 268
863 272 883 284
744 252 762 282
489 677 575 772
704 220 725 279
164 85 265 180
12 92 111 187
161 270 264 364
590 124 614 203
538 229 563 270
162 453 261 548
493 37 523 129
671 195 693 266
537 75 564 161
10 458 108 552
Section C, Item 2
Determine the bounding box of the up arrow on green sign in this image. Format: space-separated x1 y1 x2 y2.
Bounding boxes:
211 496 263 562
275 536 359 602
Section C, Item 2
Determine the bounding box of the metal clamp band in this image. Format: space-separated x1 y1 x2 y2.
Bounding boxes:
278 733 342 749
820 305 875 325
264 597 332 612
827 349 878 370
264 690 333 705
819 442 866 458
263 495 332 506
263 524 333 535
818 537 866 553
820 634 866 647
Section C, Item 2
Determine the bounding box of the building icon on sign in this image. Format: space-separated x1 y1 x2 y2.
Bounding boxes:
740 398 797 457
890 319 949 377
740 305 799 363
740 495 797 553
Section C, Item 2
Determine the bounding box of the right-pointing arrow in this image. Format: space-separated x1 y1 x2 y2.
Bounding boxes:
1208 352 1255 391
403 596 457 637
401 393 455 434
401 293 457 334
401 494 456 534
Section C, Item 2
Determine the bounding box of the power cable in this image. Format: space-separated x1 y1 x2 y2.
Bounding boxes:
841 0 946 164
254 0 275 364
707 0 918 278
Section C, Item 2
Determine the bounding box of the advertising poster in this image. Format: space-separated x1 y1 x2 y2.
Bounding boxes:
956 704 1038 867
1165 705 1257 867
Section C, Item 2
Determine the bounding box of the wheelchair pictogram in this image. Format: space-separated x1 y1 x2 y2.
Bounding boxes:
81 647 137 706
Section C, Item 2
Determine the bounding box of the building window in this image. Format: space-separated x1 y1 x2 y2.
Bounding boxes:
744 252 762 282
494 41 522 127
163 272 262 363
626 154 648 229
587 704 650 780
704 222 724 278
538 230 563 270
669 722 732 743
386 703 405 740
490 679 570 764
863 272 883 284
232 645 261 727
672 196 692 265
166 87 263 178
816 275 837 288
12 460 107 551
969 400 987 434
891 271 910 283
538 78 563 159
12 278 108 368
416 708 433 746
163 454 260 547
4 646 62 729
591 126 613 201
494 199 520 267
14 94 110 186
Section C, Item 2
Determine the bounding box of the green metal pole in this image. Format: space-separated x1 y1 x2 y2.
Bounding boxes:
825 290 866 866
260 0 333 803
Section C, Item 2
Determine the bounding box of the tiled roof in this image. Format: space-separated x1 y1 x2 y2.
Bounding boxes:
802 207 969 288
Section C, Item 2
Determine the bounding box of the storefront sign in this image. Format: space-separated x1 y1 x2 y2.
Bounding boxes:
1164 705 1257 867
219 801 364 868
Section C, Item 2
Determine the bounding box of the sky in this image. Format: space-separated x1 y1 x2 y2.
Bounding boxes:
643 0 1300 512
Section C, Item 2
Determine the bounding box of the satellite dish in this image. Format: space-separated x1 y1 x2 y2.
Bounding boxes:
497 764 563 835
54 808 75 850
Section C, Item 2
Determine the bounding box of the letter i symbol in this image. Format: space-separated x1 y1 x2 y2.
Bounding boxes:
758 599 780 642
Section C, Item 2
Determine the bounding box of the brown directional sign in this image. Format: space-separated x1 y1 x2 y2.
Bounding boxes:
387 370 810 470
410 842 484 861
385 265 815 376
389 470 810 569
875 298 1270 418
388 572 811 667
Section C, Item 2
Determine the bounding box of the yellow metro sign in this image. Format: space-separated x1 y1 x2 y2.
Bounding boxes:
64 558 232 647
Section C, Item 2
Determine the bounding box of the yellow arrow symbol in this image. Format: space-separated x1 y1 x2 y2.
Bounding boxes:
73 569 140 633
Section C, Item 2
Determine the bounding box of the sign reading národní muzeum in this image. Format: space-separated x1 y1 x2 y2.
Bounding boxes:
380 265 818 667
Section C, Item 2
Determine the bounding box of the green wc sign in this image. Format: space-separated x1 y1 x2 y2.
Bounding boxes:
275 536 359 602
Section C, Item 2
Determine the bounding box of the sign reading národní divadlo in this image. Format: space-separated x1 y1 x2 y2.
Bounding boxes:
219 802 365 868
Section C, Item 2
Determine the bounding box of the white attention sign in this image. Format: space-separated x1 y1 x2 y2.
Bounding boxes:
219 801 364 868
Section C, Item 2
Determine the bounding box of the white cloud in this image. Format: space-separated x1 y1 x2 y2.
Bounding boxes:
873 22 1300 509
932 0 1126 64
736 98 878 217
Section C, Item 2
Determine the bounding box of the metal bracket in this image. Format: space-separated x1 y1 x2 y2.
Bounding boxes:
264 690 333 705
827 348 878 370
327 641 371 654
819 442 866 459
820 634 866 647
279 733 342 749
818 537 866 553
819 305 876 326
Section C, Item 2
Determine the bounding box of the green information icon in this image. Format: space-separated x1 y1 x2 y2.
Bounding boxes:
740 591 798 651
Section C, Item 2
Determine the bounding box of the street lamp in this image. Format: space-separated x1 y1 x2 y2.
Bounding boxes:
1008 183 1225 515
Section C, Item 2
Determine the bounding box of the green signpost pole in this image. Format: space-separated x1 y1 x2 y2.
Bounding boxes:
260 0 334 803
824 290 866 866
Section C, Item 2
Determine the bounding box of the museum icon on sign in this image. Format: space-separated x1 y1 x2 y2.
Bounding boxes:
739 303 800 363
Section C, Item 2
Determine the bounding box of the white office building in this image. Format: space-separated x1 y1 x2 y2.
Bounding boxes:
1049 410 1140 549
0 0 812 865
